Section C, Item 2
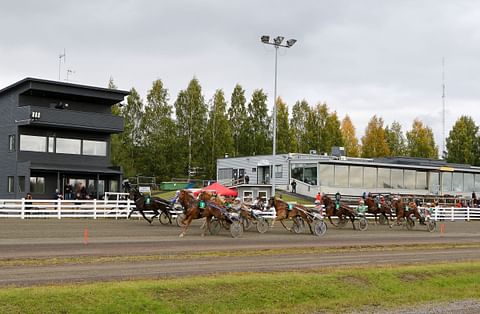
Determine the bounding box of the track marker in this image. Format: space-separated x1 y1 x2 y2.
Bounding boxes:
83 228 89 245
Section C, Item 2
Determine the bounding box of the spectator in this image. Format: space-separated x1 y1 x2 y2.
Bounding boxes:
315 192 321 202
291 180 297 193
25 193 33 215
472 192 477 207
245 175 250 184
53 189 63 199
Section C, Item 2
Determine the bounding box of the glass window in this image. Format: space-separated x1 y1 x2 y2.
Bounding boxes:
243 191 253 203
363 167 377 189
83 140 107 156
319 164 334 186
377 168 391 188
441 172 452 192
218 168 233 180
7 176 14 193
415 171 427 190
349 166 363 188
18 176 25 193
404 170 416 190
56 138 81 154
98 180 105 196
452 172 463 192
258 191 267 202
48 137 55 153
30 177 45 194
109 180 119 192
8 135 16 151
391 169 404 189
464 173 474 192
275 165 283 178
429 172 440 194
291 164 303 181
251 168 256 173
303 165 317 185
20 135 47 152
475 174 480 193
334 165 349 187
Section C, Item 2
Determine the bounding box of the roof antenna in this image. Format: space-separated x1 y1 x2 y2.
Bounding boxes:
442 57 446 159
58 48 66 80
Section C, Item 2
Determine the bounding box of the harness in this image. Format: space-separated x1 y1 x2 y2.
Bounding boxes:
144 195 152 206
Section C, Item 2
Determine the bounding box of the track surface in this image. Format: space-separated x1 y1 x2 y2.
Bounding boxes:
0 219 479 286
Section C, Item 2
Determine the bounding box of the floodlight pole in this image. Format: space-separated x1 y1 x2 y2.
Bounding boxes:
261 36 296 198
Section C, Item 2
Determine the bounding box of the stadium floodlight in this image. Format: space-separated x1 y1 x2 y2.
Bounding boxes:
261 35 270 43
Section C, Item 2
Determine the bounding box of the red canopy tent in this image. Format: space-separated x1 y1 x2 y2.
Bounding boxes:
194 182 238 197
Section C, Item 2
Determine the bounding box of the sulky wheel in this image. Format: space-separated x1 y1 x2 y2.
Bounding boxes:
337 217 347 228
241 216 252 231
427 220 436 233
292 216 306 234
256 217 270 234
208 218 222 235
230 221 244 238
313 220 327 237
176 213 186 227
159 211 171 225
379 214 388 225
358 217 368 231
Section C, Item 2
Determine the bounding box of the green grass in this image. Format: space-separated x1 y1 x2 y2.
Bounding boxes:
1 262 479 313
277 192 312 205
152 190 178 199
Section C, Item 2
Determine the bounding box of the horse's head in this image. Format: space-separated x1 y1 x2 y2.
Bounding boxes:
198 191 215 202
321 194 332 206
267 197 275 209
178 190 194 209
364 197 375 208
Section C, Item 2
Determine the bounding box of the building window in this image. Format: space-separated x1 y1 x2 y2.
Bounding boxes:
452 172 463 192
218 168 233 180
109 180 119 192
404 170 416 190
48 137 55 153
377 168 391 188
349 166 363 188
475 174 480 193
416 171 428 190
83 140 107 156
7 176 14 193
20 135 47 152
391 169 404 189
251 168 256 173
243 191 253 203
258 191 267 202
441 172 452 192
8 135 16 151
464 173 474 192
334 165 349 187
275 165 283 178
18 176 25 193
363 167 377 189
56 138 81 154
429 172 440 194
30 177 45 194
319 164 334 186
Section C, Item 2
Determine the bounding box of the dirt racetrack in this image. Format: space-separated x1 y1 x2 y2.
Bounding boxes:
0 218 479 286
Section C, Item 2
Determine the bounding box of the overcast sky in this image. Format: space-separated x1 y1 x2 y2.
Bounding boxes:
1 0 479 153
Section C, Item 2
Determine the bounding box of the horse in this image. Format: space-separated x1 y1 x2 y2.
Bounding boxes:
266 197 315 234
178 190 217 237
123 182 172 224
320 194 356 230
391 197 423 227
364 196 393 224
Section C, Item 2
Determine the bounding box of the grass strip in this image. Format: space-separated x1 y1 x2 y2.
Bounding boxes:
1 242 479 267
0 261 479 313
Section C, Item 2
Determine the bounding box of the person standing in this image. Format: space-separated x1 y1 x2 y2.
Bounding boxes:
291 180 297 193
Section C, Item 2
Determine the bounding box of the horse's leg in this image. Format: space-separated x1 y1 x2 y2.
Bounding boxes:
179 214 194 237
350 214 356 230
138 210 152 224
328 215 338 227
306 218 314 234
151 209 160 221
279 219 291 232
127 208 135 219
374 213 378 225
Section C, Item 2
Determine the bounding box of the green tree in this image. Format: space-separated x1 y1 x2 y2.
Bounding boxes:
290 100 310 153
341 115 360 157
385 121 407 157
245 89 270 155
275 97 291 154
139 79 179 181
361 115 390 158
228 84 248 157
205 89 234 178
446 116 479 165
406 119 438 158
324 111 344 152
174 78 208 178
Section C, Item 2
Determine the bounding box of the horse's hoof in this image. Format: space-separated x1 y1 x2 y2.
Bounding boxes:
179 234 184 238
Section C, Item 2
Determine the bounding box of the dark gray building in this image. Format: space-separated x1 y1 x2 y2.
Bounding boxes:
0 78 129 199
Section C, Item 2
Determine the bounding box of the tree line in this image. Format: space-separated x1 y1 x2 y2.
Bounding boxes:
108 77 480 181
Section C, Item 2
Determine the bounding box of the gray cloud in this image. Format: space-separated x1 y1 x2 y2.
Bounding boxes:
1 0 479 153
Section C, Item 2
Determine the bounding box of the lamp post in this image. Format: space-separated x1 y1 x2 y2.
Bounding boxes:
261 35 297 197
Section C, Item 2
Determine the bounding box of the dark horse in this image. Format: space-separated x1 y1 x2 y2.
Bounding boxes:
178 190 217 237
123 181 172 224
266 197 315 234
320 194 356 230
364 196 393 224
391 197 423 227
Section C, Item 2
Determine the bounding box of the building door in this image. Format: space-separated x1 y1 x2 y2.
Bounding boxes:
239 169 245 179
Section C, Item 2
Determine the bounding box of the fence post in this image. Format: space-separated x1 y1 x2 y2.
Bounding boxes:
467 207 470 222
57 198 62 219
434 207 438 221
21 198 25 220
93 199 97 220
451 207 454 222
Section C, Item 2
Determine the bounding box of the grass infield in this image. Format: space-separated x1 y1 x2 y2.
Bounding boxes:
1 262 479 313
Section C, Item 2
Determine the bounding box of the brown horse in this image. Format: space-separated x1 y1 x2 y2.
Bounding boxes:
391 198 423 227
178 190 219 237
364 196 393 224
320 194 356 230
266 197 315 234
